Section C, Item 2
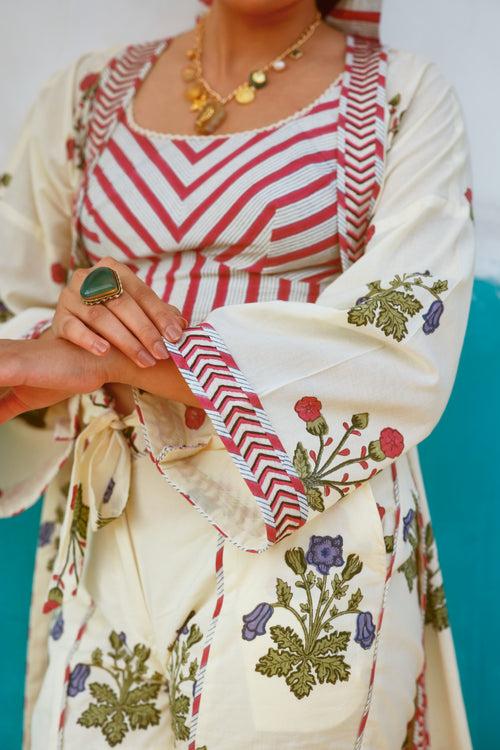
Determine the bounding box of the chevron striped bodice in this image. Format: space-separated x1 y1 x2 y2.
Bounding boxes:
73 34 387 324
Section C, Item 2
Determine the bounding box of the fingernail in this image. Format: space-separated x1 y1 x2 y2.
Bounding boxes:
153 340 169 359
180 317 189 328
94 340 109 354
165 324 183 341
137 350 156 367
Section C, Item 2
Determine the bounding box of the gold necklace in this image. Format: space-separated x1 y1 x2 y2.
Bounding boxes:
182 10 323 135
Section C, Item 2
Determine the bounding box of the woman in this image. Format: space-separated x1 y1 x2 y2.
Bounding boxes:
0 0 474 748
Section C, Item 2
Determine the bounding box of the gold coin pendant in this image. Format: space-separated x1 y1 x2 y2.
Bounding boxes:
235 83 256 104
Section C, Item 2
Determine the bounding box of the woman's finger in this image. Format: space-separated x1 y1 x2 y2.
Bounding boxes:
52 314 111 356
115 264 187 341
64 286 171 363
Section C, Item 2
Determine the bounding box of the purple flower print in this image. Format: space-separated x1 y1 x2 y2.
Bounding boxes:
50 610 64 641
422 299 444 334
403 509 415 542
103 478 115 504
242 603 274 641
67 663 90 697
306 535 344 575
38 521 55 547
354 611 376 650
118 631 127 644
181 624 189 635
355 295 369 305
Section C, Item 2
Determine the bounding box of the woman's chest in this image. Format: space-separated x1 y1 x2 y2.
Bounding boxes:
77 107 341 277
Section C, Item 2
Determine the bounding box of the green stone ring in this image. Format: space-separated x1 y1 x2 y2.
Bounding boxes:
80 266 123 306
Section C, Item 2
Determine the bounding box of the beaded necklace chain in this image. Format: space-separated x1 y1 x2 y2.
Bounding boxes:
182 10 323 135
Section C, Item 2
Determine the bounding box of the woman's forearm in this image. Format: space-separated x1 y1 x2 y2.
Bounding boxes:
122 356 204 409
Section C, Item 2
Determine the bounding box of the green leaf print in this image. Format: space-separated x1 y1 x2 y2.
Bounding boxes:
347 271 448 342
256 648 298 678
293 442 312 479
312 654 350 685
243 534 375 700
398 490 450 632
72 630 163 746
166 615 204 742
276 578 293 607
102 713 128 747
425 584 449 631
285 661 316 699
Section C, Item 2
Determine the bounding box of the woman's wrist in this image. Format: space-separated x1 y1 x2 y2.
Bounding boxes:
127 356 203 409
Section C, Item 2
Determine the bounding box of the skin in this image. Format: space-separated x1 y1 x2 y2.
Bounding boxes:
0 0 346 423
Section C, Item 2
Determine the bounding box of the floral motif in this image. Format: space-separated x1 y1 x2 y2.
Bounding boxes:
43 483 88 613
390 490 449 632
386 92 407 154
402 508 414 542
0 172 12 188
0 299 13 323
422 299 444 335
294 397 322 422
70 70 102 173
38 520 56 547
347 271 448 341
50 609 64 641
292 399 404 512
166 612 204 742
378 427 405 459
184 405 206 430
242 603 274 641
68 663 91 697
353 611 376 650
70 630 163 747
242 535 374 700
306 535 344 575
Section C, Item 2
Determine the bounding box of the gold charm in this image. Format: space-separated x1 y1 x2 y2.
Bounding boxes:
249 69 267 89
190 94 208 112
235 83 256 104
185 82 204 102
182 65 197 83
183 9 322 135
195 99 227 134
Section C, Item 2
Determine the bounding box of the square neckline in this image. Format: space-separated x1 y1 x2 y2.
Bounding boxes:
124 32 352 142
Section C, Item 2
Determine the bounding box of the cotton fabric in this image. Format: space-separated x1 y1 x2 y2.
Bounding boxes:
0 7 474 749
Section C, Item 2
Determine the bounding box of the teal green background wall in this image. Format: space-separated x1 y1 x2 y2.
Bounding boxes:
0 278 498 749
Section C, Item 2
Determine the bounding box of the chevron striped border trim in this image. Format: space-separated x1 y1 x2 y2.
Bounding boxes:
337 35 387 272
161 322 308 549
71 38 168 265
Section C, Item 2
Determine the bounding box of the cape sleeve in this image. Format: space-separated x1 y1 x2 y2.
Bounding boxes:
0 45 120 518
135 56 475 553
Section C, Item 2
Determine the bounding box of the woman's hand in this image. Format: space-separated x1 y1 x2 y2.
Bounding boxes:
0 327 203 423
51 257 188 367
0 328 131 422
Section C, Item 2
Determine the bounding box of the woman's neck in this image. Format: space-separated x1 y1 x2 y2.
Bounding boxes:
201 1 320 87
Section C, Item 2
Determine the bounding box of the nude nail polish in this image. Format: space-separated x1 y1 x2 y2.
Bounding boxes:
137 350 156 367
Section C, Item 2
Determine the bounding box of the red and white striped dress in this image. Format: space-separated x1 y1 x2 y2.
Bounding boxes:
78 37 345 324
